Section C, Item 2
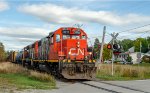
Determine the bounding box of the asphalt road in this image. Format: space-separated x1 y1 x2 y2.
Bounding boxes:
47 79 150 93
1 79 150 93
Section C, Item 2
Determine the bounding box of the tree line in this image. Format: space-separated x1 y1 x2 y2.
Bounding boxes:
93 36 150 61
120 36 150 53
0 42 6 62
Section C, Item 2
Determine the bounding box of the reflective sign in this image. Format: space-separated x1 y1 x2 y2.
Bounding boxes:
137 52 141 58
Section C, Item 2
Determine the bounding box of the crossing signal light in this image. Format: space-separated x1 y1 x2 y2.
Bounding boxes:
98 44 101 48
107 43 121 55
113 44 121 50
113 44 121 55
107 44 112 49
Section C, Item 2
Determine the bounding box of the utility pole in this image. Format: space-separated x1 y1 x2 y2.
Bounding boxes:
140 41 142 53
95 26 106 69
98 26 106 69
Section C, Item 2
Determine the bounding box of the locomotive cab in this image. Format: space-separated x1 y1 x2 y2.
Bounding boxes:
54 27 93 62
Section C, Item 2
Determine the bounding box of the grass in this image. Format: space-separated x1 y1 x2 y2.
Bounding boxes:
0 62 56 89
133 62 150 67
96 63 150 81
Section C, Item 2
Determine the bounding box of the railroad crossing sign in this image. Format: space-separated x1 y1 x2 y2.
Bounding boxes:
136 58 141 63
137 52 141 58
111 33 119 39
137 52 142 63
109 33 119 45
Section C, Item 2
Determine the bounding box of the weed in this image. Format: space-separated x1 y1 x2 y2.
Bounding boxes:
97 64 150 80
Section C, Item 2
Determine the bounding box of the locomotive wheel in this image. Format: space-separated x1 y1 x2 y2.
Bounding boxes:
22 60 25 67
27 61 32 69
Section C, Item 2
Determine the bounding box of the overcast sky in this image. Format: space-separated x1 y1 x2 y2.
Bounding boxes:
0 0 150 50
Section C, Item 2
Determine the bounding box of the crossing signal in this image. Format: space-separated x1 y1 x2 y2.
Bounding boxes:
113 44 121 50
107 43 121 54
113 44 121 55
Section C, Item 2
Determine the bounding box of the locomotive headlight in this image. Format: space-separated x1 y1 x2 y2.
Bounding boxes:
77 45 80 48
85 56 88 59
77 41 80 48
89 52 92 55
69 52 71 55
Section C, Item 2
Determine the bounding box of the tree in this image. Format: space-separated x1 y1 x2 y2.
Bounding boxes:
103 44 112 61
142 55 150 63
133 38 148 53
146 37 150 51
126 55 132 62
93 38 100 59
0 42 5 62
147 36 150 43
120 37 149 53
120 39 133 52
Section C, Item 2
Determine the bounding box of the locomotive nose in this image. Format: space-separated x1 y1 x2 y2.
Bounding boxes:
66 39 87 60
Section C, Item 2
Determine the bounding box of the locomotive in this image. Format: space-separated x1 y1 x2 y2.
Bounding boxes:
13 27 96 79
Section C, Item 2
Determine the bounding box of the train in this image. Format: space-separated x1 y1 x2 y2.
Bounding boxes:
10 27 96 79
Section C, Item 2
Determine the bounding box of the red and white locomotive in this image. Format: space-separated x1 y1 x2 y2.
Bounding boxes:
20 27 96 79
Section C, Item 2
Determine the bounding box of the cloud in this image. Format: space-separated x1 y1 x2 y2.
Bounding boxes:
0 1 9 11
0 26 49 39
15 38 38 42
0 26 51 50
18 3 150 26
4 43 26 50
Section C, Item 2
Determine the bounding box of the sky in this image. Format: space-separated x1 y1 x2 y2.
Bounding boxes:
0 0 150 50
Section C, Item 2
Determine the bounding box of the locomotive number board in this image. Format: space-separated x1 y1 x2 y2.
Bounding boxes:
62 30 70 34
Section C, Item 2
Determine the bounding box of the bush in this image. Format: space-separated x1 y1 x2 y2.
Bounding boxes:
97 64 150 80
121 68 131 77
142 55 150 63
126 56 132 62
130 69 138 77
30 71 55 82
0 62 55 82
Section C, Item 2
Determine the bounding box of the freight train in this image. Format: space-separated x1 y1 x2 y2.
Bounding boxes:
10 27 96 79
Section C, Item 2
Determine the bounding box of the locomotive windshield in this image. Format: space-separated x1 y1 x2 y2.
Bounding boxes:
82 35 86 39
63 35 70 39
63 35 80 39
72 35 80 39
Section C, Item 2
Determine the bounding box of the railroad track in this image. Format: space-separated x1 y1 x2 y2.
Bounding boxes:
80 80 150 93
23 64 150 93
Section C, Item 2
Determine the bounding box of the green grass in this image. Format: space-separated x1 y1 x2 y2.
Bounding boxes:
0 62 56 90
96 64 150 81
96 75 137 81
96 73 147 81
0 73 55 89
133 63 150 67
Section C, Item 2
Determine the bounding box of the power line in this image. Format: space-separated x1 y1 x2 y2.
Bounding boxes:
139 30 150 37
117 30 150 40
118 23 150 33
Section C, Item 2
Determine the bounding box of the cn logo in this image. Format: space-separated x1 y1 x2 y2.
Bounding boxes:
69 48 84 56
